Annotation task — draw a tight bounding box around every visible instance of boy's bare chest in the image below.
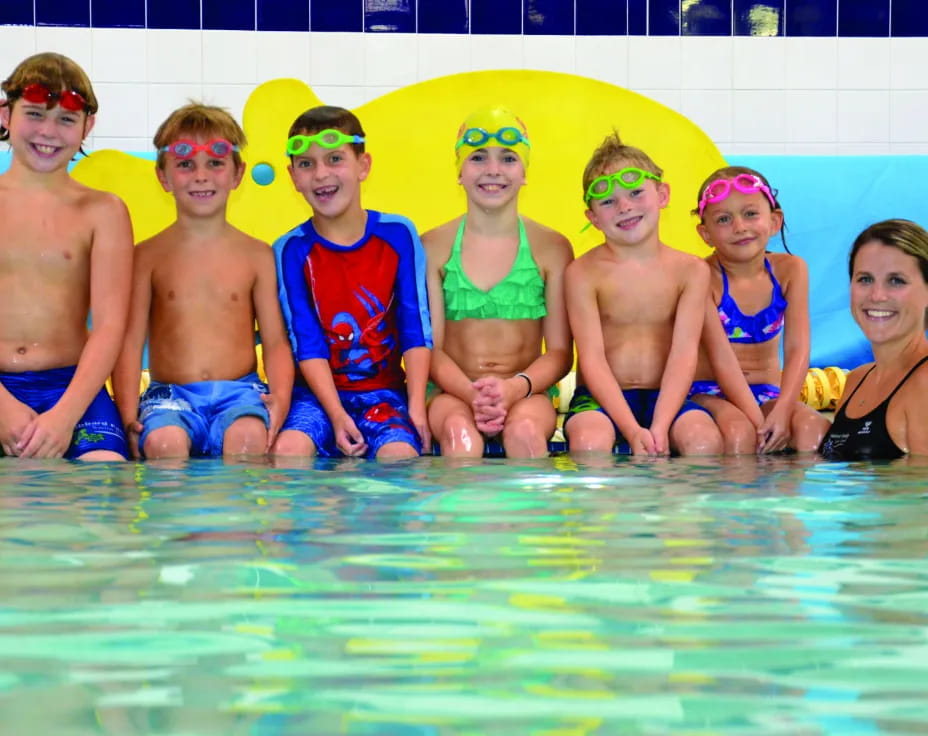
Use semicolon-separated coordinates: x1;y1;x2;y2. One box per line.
151;250;254;306
0;211;91;276
598;273;680;324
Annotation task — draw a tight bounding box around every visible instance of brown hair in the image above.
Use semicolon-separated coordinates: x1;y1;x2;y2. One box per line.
288;105;366;156
849;219;928;284
582;130;663;203
153;102;246;169
1;52;98;142
693;164;790;252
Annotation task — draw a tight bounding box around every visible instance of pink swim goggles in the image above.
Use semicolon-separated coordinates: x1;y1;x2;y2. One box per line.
697;173;777;217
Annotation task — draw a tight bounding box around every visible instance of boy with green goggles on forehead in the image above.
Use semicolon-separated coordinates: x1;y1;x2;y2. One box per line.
563;131;724;457
271;105;432;461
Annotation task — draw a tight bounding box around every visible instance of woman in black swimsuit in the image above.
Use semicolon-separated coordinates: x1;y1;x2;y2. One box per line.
820;219;928;460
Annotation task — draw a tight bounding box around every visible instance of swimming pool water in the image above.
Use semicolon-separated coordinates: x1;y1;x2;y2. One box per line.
1;456;926;734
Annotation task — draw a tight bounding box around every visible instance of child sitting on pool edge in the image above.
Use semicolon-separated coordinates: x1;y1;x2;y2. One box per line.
689;166;829;453
270;106;432;460
564;132;723;456
0;52;132;460
423;106;573;458
113;103;294;459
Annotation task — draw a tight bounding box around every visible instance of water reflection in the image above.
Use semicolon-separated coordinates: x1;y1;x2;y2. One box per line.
0;457;926;733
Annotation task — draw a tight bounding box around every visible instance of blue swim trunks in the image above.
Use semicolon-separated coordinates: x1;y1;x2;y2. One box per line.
0;366;127;459
283;384;421;458
688;380;780;406
564;385;711;453
138;373;269;457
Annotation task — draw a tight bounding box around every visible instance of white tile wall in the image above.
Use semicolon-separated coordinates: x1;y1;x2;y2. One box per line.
3;27;927;155
203;31;257;85
575;36;628;88
92;28;147;83
417;34;472;80
784;37;837;90
837;90;890;142
681;36;733;90
364;33;418;86
470;35;524;71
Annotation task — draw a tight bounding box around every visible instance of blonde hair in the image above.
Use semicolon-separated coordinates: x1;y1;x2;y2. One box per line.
1;52;97;141
581;130;663;203
153;102;246;169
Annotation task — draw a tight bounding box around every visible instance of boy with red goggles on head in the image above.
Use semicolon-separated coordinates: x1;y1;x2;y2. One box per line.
271;105;432;461
113;102;293;460
689;165;829;453
0;53;132;460
563;131;724;457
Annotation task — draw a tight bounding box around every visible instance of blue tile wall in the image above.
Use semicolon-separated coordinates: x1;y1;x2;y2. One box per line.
683;0;731;36
576;0;627;36
785;0;836;36
311;0;362;32
257;0;309;31
838;0;890;36
365;0;415;33
3;0;927;36
628;0;647;35
92;0;144;27
418;0;467;34
525;0;574;35
649;0;679;34
0;0;34;25
734;0;783;36
891;0;928;36
36;0;90;26
471;0;521;34
148;0;199;29
203;0;253;30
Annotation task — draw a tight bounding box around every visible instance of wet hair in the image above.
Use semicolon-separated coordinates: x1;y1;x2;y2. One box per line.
0;52;98;142
581;130;662;203
849;219;928;284
153;102;246;169
693;164;790;253
287;105;365;156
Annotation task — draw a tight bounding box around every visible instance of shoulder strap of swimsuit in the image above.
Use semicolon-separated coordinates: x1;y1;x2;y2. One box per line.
451;216;466;258
764;257;787;301
718;261;730;297
884;355;928;403
839;364;877;411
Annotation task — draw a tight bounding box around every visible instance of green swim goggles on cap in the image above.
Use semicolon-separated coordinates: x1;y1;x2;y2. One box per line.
286;129;365;156
585;167;662;203
455;126;530;150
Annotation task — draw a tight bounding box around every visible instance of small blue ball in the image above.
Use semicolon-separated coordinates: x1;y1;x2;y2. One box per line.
252;162;275;186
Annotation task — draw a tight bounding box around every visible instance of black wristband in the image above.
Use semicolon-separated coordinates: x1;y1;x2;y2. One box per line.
515;372;533;398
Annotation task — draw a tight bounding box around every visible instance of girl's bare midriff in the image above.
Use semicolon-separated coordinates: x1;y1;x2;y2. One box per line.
443;317;543;380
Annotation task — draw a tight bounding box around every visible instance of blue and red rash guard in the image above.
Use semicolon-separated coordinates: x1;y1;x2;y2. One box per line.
273;211;432;392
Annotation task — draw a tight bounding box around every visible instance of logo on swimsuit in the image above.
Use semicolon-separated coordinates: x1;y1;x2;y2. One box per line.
75;428;105;444
860;421;872;436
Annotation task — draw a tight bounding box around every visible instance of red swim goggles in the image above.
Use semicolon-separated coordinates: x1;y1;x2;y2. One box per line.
159;139;239;159
18;83;89;112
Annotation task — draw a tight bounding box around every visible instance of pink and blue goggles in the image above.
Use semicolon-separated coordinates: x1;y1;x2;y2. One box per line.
697;173;777;217
160;138;239;159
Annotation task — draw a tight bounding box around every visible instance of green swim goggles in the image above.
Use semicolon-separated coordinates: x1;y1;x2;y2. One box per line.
585;167;662;203
286;129;365;156
455;126;530;150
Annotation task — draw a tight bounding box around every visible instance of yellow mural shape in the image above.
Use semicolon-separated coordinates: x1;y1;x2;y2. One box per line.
73;71;724;256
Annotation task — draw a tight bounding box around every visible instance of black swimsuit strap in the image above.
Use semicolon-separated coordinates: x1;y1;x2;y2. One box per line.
884;355;928;403
838;364;876;411
840;355;928;413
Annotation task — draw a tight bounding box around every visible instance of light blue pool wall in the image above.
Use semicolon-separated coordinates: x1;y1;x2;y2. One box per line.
3;1;928;367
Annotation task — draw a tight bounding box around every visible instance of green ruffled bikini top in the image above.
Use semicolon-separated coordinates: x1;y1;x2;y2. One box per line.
443;217;547;321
